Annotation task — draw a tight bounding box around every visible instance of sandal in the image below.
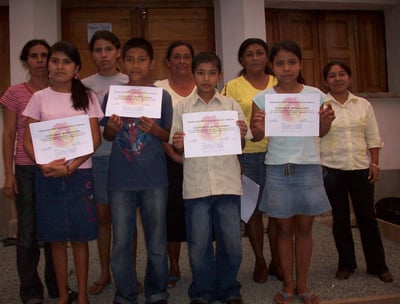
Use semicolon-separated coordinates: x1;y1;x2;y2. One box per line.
88;278;111;295
273;291;294;304
167;275;181;289
298;290;320;304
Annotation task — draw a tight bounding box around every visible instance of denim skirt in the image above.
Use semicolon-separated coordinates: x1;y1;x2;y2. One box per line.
35;168;98;242
259;164;331;218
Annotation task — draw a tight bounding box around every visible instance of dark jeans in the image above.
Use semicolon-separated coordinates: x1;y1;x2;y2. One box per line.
323;167;389;274
15;165;58;303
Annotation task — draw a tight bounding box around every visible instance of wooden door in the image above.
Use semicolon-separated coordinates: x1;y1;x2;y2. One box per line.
62;6;215;81
61;7;133;79
134;7;215;81
266;10;322;88
266;9;388;93
0;6;10;95
318;12;359;92
356;11;387;92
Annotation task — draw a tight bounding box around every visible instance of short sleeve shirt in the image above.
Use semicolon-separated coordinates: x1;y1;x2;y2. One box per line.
253;85;325;165
101;88;173;191
221;75;277;153
169;89;246;199
82;72;129;157
0;83;35;165
23;87;104;168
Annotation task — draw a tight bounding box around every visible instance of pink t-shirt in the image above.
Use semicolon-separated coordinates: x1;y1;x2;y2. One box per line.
0;83;35;165
23;87;104;168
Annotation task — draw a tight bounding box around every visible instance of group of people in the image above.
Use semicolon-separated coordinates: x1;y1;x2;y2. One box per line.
0;29;393;304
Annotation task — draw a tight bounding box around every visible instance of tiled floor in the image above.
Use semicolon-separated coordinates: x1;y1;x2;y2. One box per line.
0;215;399;304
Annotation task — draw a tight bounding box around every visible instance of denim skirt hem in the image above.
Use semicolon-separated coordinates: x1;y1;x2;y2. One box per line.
259;164;331;218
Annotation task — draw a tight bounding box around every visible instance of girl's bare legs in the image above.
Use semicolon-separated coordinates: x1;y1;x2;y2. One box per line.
89;204;112;294
294;215;314;294
275;217;296;295
167;241;181;288
268;217;283;280
71;241;89;304
246;213;268;283
51;242;69;304
168;241;181;276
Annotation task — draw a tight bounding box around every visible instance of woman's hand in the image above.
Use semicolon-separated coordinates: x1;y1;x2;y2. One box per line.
320;103;335;137
3;173;18;200
368;164;380;184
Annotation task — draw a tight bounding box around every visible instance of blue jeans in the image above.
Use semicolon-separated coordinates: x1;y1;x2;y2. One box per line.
185;195;242;303
15;165;58;303
109;187;169;304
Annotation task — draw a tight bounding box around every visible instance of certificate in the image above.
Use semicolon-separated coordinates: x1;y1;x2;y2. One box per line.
240;175;260;223
29;115;93;164
265;93;320;136
182;111;242;158
105;85;162;118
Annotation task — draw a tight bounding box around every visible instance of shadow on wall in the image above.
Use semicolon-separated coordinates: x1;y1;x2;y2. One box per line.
375;169;400;202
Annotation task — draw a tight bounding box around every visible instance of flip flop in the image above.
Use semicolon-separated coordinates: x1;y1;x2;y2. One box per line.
167;275;181;289
298;290;320;304
273;291;294;304
88;278;111;295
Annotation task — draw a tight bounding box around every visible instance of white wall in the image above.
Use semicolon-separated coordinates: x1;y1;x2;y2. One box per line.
215;0;266;86
370;98;400;170
0;0;61;187
9;0;60;84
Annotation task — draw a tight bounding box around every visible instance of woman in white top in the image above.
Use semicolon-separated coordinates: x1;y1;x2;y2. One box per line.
154;40;196;289
320;61;393;283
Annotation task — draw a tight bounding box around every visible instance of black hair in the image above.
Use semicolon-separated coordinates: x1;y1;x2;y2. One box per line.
48;41;92;111
237;38;273;76
269;40;305;84
166;40;195;60
192;52;222;73
20;39;50;62
323;60;352;80
89;30;121;52
122;37;154;60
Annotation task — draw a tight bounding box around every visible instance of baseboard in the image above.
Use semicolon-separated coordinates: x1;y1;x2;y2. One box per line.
378;218;400;244
321;294;400;304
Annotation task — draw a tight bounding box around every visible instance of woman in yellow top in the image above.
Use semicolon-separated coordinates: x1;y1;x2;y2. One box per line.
222;38;281;283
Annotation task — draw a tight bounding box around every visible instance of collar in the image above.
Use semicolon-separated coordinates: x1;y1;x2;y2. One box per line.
326;91;358;105
192;88;223;105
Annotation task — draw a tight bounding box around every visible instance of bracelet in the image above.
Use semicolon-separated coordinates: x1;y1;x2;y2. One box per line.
65;165;71;176
370;163;379;169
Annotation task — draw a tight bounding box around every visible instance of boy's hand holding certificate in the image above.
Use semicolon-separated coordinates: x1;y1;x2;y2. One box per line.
265;93;320;136
182;111;242;158
105;85;162;118
29;115;93;164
